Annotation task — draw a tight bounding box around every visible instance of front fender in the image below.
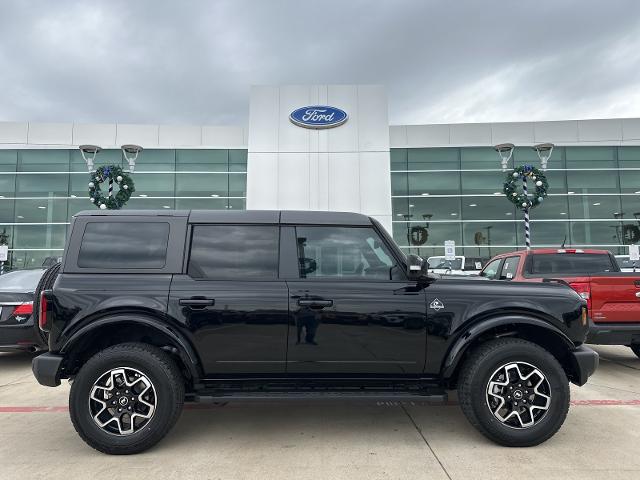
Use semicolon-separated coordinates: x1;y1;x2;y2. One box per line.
60;313;201;381
440;315;575;379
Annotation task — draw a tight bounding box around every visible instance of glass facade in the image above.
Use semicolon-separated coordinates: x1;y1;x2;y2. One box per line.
392;146;640;259
0;149;247;269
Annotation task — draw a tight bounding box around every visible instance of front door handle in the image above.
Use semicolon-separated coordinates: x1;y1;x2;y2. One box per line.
179;297;215;309
298;299;333;308
635;292;640;298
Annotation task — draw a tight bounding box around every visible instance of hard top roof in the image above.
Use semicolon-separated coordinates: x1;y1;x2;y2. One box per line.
74;209;372;226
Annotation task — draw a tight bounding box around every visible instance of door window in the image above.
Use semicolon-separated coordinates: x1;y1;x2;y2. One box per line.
499;256;520;280
480;258;502;279
295;226;398;280
188;225;279;279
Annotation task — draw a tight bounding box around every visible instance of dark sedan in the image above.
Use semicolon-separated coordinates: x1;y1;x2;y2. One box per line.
0;269;46;352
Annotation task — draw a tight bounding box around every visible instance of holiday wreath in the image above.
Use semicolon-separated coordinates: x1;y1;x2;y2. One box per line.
503;164;548;210
88;165;135;210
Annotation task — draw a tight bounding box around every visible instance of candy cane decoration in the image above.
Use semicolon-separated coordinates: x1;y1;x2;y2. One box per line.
108;178;113;198
523;175;531;250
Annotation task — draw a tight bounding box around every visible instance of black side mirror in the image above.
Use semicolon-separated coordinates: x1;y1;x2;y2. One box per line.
406;254;424;280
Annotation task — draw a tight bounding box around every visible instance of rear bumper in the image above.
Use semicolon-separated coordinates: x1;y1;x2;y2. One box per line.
32;352;64;387
568;345;599;386
586;320;640;346
0;323;46;352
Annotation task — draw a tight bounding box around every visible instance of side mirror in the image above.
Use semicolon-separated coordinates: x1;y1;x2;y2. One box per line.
406;254;424;280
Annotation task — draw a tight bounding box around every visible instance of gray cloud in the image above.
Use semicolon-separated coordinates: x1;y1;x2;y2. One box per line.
0;0;639;125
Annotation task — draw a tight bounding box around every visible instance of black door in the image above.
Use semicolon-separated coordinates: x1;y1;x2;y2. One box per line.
168;224;289;376
284;225;427;375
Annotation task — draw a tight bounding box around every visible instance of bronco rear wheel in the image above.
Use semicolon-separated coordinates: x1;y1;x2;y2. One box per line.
69;342;184;454
458;338;569;447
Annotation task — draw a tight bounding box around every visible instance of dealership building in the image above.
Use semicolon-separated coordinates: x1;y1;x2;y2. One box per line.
1;84;640;269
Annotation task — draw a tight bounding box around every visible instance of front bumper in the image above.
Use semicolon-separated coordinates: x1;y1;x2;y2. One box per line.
568;345;599;386
32;352;64;387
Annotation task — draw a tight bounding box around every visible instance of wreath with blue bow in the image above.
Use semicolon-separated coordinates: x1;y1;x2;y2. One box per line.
503;164;548;210
88;165;135;210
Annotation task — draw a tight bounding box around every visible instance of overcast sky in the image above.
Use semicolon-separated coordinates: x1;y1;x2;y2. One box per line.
1;0;640;126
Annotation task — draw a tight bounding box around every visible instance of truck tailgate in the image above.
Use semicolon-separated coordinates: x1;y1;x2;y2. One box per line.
590;275;640;324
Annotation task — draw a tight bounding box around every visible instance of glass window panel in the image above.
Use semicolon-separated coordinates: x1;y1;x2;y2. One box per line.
461;147;501;169
393;221;462;252
78;222;169;269
228;198;245;210
0;199;15;223
461;171;505;194
567;170;617;193
619;171;640;193
570;221;622;246
133;150;175;172
513;146;565;169
13;224;68;249
175;198;230;210
130;173;175;197
176;150;228;172
408;148;458;171
620;195;640;222
176;172;228;197
463;222;517;248
566;146;615;168
15;199;69;223
0;150;17;173
0;174;16;196
10;248;63;271
530;195;568;220
408;171;460;196
125;197;175;210
568;194;621;219
391;172;408;196
390;148;407;170
188;225;279;279
395;196;459;221
518;221;569;247
462;246;514;260
229;172;246;197
229;150;247;172
461;196;514;220
70;149;123;172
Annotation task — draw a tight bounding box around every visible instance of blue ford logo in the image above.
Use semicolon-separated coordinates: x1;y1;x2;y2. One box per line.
289;106;348;129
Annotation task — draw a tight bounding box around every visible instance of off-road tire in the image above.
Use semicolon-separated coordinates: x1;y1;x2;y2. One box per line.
457;338;570;447
631;344;640;359
32;262;61;346
69;342;184;455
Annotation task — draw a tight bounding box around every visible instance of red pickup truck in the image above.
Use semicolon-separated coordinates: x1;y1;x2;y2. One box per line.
480;248;640;358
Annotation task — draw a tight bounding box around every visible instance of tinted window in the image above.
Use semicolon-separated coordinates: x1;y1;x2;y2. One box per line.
480;259;502;279
295;227;397;280
427;257;462;270
530;253;614;274
78;222;169;269
500;256;520;280
188;225;279;279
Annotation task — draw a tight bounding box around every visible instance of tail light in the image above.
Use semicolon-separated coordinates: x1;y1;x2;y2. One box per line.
569;281;591;310
38;291;49;332
12;302;33;316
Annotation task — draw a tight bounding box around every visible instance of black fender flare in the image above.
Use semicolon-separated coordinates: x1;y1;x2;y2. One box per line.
60;313;201;381
441;315;575;379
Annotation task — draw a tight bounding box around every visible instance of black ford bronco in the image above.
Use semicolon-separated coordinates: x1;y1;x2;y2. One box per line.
33;210;598;454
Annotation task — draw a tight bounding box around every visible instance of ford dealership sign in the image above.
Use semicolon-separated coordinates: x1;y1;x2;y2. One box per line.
289;106;348;129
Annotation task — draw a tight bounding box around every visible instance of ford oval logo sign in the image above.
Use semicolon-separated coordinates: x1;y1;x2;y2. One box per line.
289;106;348;129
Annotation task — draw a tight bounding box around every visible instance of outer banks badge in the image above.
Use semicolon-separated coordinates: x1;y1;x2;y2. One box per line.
429;298;445;311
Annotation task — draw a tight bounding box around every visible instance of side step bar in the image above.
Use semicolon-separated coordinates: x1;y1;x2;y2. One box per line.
189;391;448;403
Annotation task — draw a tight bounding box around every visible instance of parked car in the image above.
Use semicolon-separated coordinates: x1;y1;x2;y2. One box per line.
426;255;485;275
33;210;597;454
0;268;47;352
480;248;640;358
615;255;639;272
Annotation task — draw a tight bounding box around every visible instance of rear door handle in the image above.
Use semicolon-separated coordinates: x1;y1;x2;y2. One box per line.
179;297;215;309
297;299;333;308
635;292;640;298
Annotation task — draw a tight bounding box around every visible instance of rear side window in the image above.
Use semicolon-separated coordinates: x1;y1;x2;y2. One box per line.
78;222;169;269
188;225;279;279
530;254;614;274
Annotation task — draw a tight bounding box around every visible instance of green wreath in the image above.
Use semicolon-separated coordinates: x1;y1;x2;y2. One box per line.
88;165;135;210
503;164;548;210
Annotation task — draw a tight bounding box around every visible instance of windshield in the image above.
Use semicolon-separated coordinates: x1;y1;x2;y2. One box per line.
427;257;462;270
0;269;45;292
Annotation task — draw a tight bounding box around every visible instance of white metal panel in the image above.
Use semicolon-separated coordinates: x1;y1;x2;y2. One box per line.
116;124;159;147
450;123;492;145
327;85;358;152
159;125;201;146
534;120;578;143
359;151;392;217
72;123;117;147
248;85;279;152
578;119;623;142
389;125;407;147
201;126;246;147
327;152;360;212
622;118;640;141
28;123;73;145
277;153;310;209
278;85;312;153
406;124;450;147
356;85;389;152
0;122;28;144
491;122;535;145
246;152;279;210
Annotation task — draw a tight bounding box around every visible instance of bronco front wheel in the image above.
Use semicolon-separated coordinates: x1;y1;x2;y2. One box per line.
69;343;184;454
458;338;570;447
